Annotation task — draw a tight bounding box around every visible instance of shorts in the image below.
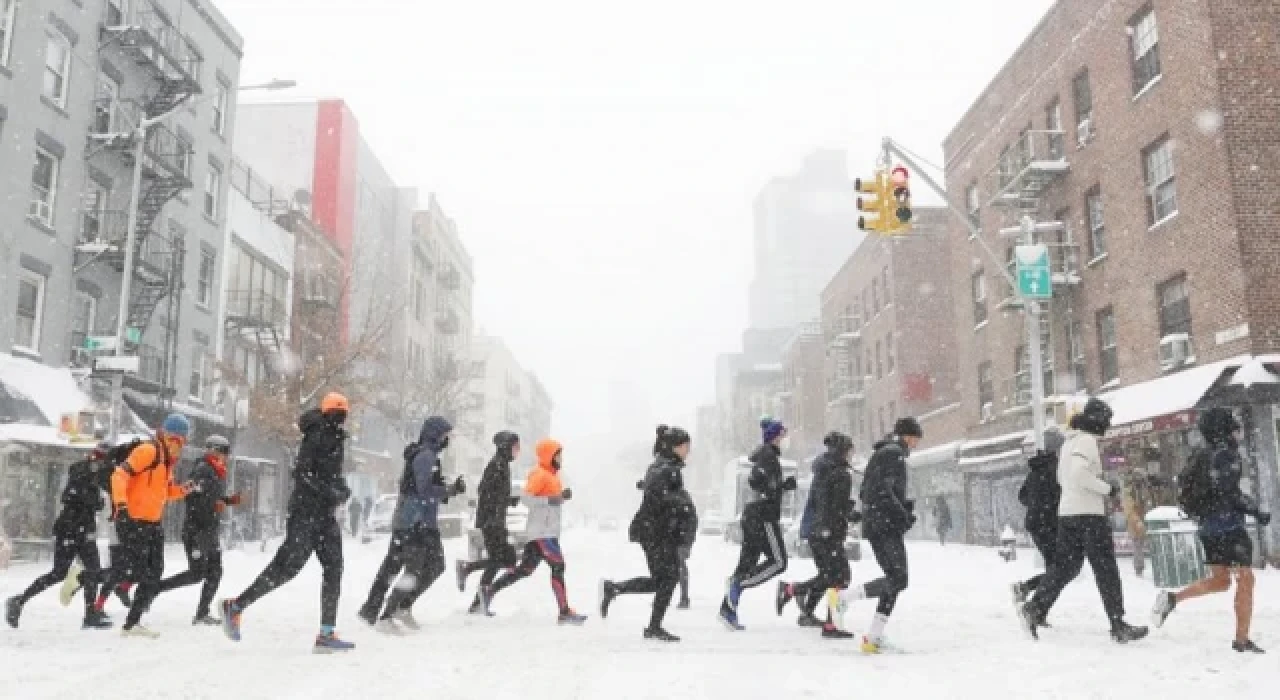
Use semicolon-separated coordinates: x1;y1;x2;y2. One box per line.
1199;528;1253;567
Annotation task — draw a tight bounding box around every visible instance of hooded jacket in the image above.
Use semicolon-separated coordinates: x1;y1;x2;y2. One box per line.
182;454;232;534
801;449;855;542
1056;429;1112;517
392;416;453;531
1019;451;1061;535
474;432;518;531
743;443;790;524
289;408;352;518
521;439;565;540
860;437;913;536
629;455;695;546
1196;415;1260;534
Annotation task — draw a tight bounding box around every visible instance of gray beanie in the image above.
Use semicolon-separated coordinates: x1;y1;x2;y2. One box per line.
1043;428;1066;454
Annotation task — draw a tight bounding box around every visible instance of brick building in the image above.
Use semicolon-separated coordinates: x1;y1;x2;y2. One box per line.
818;208;958;459
936;0;1280;548
778;322;826;462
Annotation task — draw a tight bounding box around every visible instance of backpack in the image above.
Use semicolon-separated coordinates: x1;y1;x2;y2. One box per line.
1177;447;1214;520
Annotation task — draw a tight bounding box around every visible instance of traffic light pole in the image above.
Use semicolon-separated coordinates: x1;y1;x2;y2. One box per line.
880;138;1046;450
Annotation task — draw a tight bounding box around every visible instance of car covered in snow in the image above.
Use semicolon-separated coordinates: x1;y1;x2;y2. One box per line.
699;510;725;536
365;494;399;534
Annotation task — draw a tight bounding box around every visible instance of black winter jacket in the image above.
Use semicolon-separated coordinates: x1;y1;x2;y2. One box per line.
58;457;108;532
183;456;232;534
742;444;794;524
860;438;913;537
806;451;856;542
629;456;696;546
1019;451;1060;535
289;408;351;518
474;452;514;531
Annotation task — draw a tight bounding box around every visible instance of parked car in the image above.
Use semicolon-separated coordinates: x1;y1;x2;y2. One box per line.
699;510;725;536
365;494;398;534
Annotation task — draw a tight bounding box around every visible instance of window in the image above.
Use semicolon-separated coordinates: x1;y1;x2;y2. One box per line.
881;267;890;305
15;271;46;352
204;164;222;219
1045;98;1064;159
81;184;108;241
1129;7;1162;94
1014;345;1031;405
1144;137;1177;224
886;333;895;374
0;0;16;68
875;341;883;379
189;347;208;401
176;137;192;178
30;148;59;225
966;183;981;229
878;407;886;437
864;348;872;380
888;401;897;422
93;76;121;135
1085;186;1106;258
1157;274;1192;338
1072;69;1093;141
862;289;871;322
69;292;96;358
871;279;880;313
106;0;129;26
43;29;72;107
971;270;987;325
197;249;215;307
1097;307;1118;384
978;362;994;414
212;82;229;135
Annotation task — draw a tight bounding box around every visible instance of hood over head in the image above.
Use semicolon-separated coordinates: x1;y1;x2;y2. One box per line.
535;438;563;471
298;408;326;433
419;416;453;448
1198;407;1240;446
493;430;520;458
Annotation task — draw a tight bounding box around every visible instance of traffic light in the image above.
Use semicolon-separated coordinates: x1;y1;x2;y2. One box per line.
890;166;912;228
855;172;891;233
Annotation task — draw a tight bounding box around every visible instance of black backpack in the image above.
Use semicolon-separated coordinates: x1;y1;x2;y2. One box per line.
1177;447;1214;520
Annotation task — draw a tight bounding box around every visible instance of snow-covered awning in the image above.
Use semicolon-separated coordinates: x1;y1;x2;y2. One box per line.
1099;356;1245;430
0;354;149;449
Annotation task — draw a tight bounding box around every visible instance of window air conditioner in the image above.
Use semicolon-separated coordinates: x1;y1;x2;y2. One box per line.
981;402;994;422
1159;333;1192;371
1077;118;1094;147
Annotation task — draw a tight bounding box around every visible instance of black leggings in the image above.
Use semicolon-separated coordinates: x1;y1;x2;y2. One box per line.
864;532;909;617
1021;526;1059;593
236;514;343;627
121;522;166;629
732;518;787;589
615;541;680;629
155;529;223;619
18;523;100;611
678;546;691;602
793;534;851;615
1027;515;1125;624
364;525;445;619
464;526;517;606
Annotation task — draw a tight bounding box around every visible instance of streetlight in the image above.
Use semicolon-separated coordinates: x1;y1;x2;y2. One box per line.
105;79;296;441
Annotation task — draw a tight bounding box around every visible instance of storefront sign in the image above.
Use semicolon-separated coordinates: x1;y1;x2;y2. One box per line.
1104;410;1197;441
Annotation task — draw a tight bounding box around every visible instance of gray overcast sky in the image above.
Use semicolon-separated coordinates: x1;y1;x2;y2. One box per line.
217;0;1054;456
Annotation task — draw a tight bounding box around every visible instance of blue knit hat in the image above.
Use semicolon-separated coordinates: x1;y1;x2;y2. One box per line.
161;413;192;438
761;417;786;443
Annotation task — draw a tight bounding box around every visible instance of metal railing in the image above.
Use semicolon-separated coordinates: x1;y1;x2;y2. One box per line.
224;290;288;328
131;4;203;85
79;210;129;246
990;130;1070;201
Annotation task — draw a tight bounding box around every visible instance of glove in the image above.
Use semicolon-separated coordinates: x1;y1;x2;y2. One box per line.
226;493;243;506
214;501;226;514
904;499;916;514
905;513;918;530
1258;512;1272;527
849;510;863;525
549;496;565;506
561;488;573;501
430;469;446;487
451;476;467;496
782;476;798;491
509;495;522;507
110;503;129;522
636;480;645;490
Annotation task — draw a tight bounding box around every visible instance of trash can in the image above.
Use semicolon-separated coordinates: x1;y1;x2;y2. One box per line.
1144;506;1206;589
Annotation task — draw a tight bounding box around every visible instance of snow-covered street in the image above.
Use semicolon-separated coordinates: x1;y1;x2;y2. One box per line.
2;529;1276;699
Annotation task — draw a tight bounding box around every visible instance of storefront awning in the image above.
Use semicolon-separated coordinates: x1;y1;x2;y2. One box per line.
0;353;149;449
1100;356;1245;432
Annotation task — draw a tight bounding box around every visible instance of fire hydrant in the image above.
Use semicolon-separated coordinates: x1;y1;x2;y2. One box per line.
998;525;1018;562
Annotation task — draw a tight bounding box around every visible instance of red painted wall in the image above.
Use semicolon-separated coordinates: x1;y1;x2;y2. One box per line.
312;100;359;343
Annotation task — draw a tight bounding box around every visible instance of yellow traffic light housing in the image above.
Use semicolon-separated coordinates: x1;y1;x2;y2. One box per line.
856;167;913;236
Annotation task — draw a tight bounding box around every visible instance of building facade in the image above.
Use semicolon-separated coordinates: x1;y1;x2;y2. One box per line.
937;0;1280;550
467;335;553;481
777;322;826;461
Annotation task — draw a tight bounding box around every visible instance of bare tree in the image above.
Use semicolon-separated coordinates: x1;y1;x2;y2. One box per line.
370;348;471;444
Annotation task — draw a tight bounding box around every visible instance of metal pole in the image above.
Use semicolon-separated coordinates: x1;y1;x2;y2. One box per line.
107;127;148;442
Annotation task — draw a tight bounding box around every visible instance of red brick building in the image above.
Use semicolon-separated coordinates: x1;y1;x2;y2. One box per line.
819;208;958;458
936;0;1280;547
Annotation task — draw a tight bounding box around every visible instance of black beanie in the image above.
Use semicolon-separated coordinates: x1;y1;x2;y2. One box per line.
894;417;923;438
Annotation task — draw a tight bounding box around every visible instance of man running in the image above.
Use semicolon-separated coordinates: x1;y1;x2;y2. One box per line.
456;431;522;614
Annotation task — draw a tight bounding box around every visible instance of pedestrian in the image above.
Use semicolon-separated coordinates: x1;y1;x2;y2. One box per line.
933;496;953;546
1120;468;1154;577
600;425;696;642
1011;429;1065;610
676;502;697;610
455;431;522;614
831;418;922;653
220;393;355;653
60;440;138;615
113;413;195;638
152;435;241;625
349;497;364;538
718;417;796;630
776;431;859;639
479;438;586;625
1151;407;1270;653
1017;397;1148;644
5;444;115;630
358;416;463;633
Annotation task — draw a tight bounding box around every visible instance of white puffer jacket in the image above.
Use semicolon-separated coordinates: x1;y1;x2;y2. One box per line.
1056;429;1113;517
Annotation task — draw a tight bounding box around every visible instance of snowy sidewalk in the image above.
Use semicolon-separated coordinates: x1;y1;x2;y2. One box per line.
1;531;1276;699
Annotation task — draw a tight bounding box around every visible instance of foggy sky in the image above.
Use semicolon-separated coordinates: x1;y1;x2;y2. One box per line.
216;0;1055;464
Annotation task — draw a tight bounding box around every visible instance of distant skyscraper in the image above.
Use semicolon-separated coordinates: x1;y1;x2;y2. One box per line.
748;150;862;329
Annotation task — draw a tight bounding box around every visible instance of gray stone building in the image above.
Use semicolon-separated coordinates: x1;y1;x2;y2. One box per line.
0;0;243;440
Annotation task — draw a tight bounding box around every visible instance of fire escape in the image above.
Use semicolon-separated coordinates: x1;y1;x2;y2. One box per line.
824;313;865;442
76;4;202;396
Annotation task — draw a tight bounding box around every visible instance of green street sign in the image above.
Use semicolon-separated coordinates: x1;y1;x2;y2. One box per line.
1016;244;1053;300
125;327;143;345
84;336;116;351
